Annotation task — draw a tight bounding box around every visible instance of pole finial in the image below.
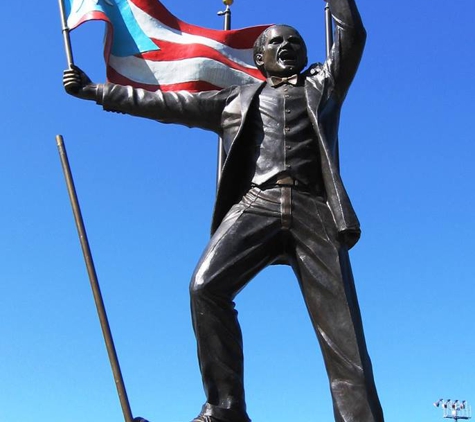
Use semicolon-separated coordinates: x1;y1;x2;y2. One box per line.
222;0;233;6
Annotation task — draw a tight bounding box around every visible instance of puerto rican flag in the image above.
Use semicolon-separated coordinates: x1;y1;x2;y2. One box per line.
64;0;269;92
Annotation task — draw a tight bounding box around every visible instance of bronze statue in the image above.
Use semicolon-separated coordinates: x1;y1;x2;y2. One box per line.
63;0;384;421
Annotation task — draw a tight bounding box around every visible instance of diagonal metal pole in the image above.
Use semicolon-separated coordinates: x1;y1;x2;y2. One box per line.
55;135;135;422
216;0;233;189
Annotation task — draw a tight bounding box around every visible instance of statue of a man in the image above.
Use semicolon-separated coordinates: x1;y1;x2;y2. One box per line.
64;0;384;421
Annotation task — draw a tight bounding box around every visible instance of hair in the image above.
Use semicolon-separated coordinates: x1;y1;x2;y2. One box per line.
253;24;308;74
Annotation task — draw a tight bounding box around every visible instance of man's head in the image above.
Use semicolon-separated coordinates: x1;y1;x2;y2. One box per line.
253;25;308;78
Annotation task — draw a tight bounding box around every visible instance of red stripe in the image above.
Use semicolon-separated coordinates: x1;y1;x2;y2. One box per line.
160;81;221;92
139;40;265;81
107;66;221;92
129;0;270;49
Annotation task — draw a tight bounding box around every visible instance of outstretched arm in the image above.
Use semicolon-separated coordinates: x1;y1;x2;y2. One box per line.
62;67;228;135
325;0;366;101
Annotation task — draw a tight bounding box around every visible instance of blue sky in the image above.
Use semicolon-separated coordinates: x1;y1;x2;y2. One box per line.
1;0;474;421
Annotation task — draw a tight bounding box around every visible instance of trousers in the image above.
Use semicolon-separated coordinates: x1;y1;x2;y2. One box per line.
190;186;384;422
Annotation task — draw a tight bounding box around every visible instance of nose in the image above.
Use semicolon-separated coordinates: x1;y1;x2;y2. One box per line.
281;39;292;49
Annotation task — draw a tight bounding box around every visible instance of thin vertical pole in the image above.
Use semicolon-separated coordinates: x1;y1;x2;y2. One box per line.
324;1;333;58
58;0;75;68
216;1;233;188
56;135;134;422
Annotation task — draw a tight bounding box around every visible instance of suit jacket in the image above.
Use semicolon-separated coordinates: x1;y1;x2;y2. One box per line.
97;0;366;246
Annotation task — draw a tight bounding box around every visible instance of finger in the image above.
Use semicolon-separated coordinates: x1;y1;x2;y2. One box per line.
63;74;81;84
63;69;80;80
63;75;81;91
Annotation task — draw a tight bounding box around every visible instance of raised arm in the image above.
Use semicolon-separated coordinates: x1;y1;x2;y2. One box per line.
325;0;366;101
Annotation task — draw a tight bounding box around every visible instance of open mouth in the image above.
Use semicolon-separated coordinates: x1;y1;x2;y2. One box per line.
278;49;297;62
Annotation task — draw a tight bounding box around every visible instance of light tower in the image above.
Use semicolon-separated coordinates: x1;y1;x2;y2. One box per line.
434;399;472;421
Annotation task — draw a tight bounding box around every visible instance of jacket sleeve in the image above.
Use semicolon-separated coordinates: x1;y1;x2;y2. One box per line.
96;84;233;136
325;0;367;103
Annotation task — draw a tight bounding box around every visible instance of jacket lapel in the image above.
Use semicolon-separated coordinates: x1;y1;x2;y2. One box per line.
239;82;264;134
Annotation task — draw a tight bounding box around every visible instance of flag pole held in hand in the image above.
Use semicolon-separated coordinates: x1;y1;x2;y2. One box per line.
324;0;333;58
58;0;75;68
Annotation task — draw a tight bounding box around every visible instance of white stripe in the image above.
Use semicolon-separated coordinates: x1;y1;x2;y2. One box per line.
127;0;258;70
109;54;261;87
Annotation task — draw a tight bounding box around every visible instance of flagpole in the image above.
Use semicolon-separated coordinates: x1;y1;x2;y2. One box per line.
216;0;233;188
55;135;138;422
217;0;232;31
58;0;75;68
324;0;333;58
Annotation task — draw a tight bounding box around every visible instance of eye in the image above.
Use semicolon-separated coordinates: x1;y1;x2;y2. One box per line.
269;36;283;45
289;37;302;45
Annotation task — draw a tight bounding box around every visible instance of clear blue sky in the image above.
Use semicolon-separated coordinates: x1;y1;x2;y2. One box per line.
1;1;474;421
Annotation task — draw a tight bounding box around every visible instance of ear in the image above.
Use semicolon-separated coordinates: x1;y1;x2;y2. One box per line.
255;53;264;67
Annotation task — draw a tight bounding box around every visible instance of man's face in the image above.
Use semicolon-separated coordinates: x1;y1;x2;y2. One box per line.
256;26;307;78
